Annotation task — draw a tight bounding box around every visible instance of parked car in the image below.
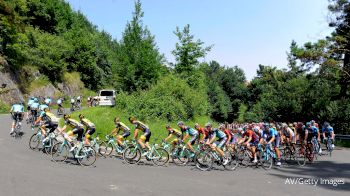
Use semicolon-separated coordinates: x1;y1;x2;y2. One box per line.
93;90;116;106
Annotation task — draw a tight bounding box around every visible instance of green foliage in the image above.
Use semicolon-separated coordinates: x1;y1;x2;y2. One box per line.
116;75;209;122
172;24;212;76
115;0;165;92
68;107;213;143
0;100;11;114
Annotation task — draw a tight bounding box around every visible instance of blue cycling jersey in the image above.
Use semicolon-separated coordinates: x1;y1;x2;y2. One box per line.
210;128;226;139
263;127;277;139
39;104;48;111
28;99;34;106
11;104;24;113
30;102;39;109
322;126;333;133
182;126;198;136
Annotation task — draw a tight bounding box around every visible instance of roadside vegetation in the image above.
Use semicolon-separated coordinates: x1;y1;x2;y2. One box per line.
1;0;350;134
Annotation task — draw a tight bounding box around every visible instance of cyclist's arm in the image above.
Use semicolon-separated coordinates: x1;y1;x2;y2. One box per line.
268;136;275;144
182;133;189;142
304;131;308;142
245;136;252;144
208;135;216;144
164;134;172;142
133;129;139;139
226;133;231;145
110;128;118;136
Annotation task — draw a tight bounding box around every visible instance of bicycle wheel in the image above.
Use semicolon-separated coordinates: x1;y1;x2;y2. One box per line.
196;150;214;171
259;151;273;170
123;146;141;164
238;150;251;168
296;147;306;166
51;142;69;162
327;139;333;157
171;148;190;166
77;146;97;166
99;141;113;156
43;138;57;155
29;133;40;150
224;150;239;171
152;148;169;166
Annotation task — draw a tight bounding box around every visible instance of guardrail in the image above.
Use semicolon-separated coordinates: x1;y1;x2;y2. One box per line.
335;134;350;141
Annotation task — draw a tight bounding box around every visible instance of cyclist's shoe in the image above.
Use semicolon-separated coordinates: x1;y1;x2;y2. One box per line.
276;161;281;166
141;148;148;156
331;144;335;149
222;157;229;166
252;158;258;163
10;131;14;136
69;145;76;152
319;148;322;154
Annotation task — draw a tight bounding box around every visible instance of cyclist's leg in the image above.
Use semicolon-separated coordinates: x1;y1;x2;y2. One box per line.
186;134;198;152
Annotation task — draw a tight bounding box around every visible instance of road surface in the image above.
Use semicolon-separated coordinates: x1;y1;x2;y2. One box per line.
0;114;349;196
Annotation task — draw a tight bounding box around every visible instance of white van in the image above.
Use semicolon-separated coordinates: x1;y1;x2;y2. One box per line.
94;90;116;106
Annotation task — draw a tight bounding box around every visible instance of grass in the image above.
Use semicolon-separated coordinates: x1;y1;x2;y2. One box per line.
66;106;216;143
335;140;350;148
28;76;50;93
0;100;10;114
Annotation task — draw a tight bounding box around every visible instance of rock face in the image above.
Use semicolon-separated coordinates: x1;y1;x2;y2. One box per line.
0;71;25;104
29;83;60;98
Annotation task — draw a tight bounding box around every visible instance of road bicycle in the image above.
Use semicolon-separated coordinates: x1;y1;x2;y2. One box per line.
11;113;23;139
325;136;334;157
123;139;169;166
51;136;97;166
99;135;131;157
29;125;58;154
57;105;65;116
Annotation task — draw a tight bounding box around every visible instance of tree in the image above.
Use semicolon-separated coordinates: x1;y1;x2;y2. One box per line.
116;0;165;91
172;24;212;75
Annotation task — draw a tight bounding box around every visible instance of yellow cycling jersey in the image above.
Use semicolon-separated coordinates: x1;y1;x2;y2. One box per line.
81;118;95;128
45;112;59;124
116;122;130;133
168;128;182;138
134;121;149;132
65;118;83;128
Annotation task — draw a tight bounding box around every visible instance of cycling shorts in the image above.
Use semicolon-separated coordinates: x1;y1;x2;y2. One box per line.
72;127;84;142
214;137;227;149
189;134;198;145
84;127;96;137
43;122;58;133
12;112;23;122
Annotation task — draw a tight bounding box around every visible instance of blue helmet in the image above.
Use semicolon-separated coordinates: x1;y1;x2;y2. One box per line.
306;122;311;127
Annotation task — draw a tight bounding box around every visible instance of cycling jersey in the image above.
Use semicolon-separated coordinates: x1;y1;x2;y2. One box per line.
39;111;59;124
168;128;182;138
65;118;84;128
116;122;131;135
263;127;278;140
223;129;234;138
30;102;39;110
28;99;34;107
11;104;24;113
134;121;149;133
209;128;226;139
39;104;48;111
70;99;75;104
44;98;51;105
322;126;334;134
242;129;259;142
180;126;197;136
283;127;295;137
57;99;62;105
196;127;209;139
81;118;95;128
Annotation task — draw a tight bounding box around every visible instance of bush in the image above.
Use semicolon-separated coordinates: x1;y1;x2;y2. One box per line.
116;75;209;121
0;100;10;114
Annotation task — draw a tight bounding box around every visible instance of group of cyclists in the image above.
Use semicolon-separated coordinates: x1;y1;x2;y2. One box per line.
9;96;336;168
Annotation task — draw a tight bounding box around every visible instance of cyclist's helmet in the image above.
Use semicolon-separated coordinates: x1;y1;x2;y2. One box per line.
114;117;120;123
324;122;330;127
63;114;70;120
129;116;136;123
194;123;199;129
288;123;293;127
34;98;38;103
166;124;171;129
204;122;212;128
264;123;270;127
219;124;225;130
306;122;311;127
78;114;84;119
43;107;50;112
177;121;184;126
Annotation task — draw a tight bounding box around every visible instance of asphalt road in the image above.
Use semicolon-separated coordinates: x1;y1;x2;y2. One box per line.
0;114;349;196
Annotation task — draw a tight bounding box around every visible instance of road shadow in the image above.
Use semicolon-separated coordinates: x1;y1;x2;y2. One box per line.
269;160;350;192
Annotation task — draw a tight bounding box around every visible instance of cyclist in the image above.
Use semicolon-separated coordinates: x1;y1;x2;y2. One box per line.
262;123;281;166
61;114;85;151
129;117;151;153
70;97;75;109
194;123;209;143
304;122;321;155
57;97;63;108
164;125;183;151
26;97;35;120
177;121;198;155
39;102;48;112
322;122;335;149
282;123;296;152
44;96;52;107
219;124;232;147
238;125;259;163
311;120;322;154
205;123;229;165
30;98;40;121
79;114;96;145
110;117;131;149
9;102;25;135
76;95;81;105
35;107;59;142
